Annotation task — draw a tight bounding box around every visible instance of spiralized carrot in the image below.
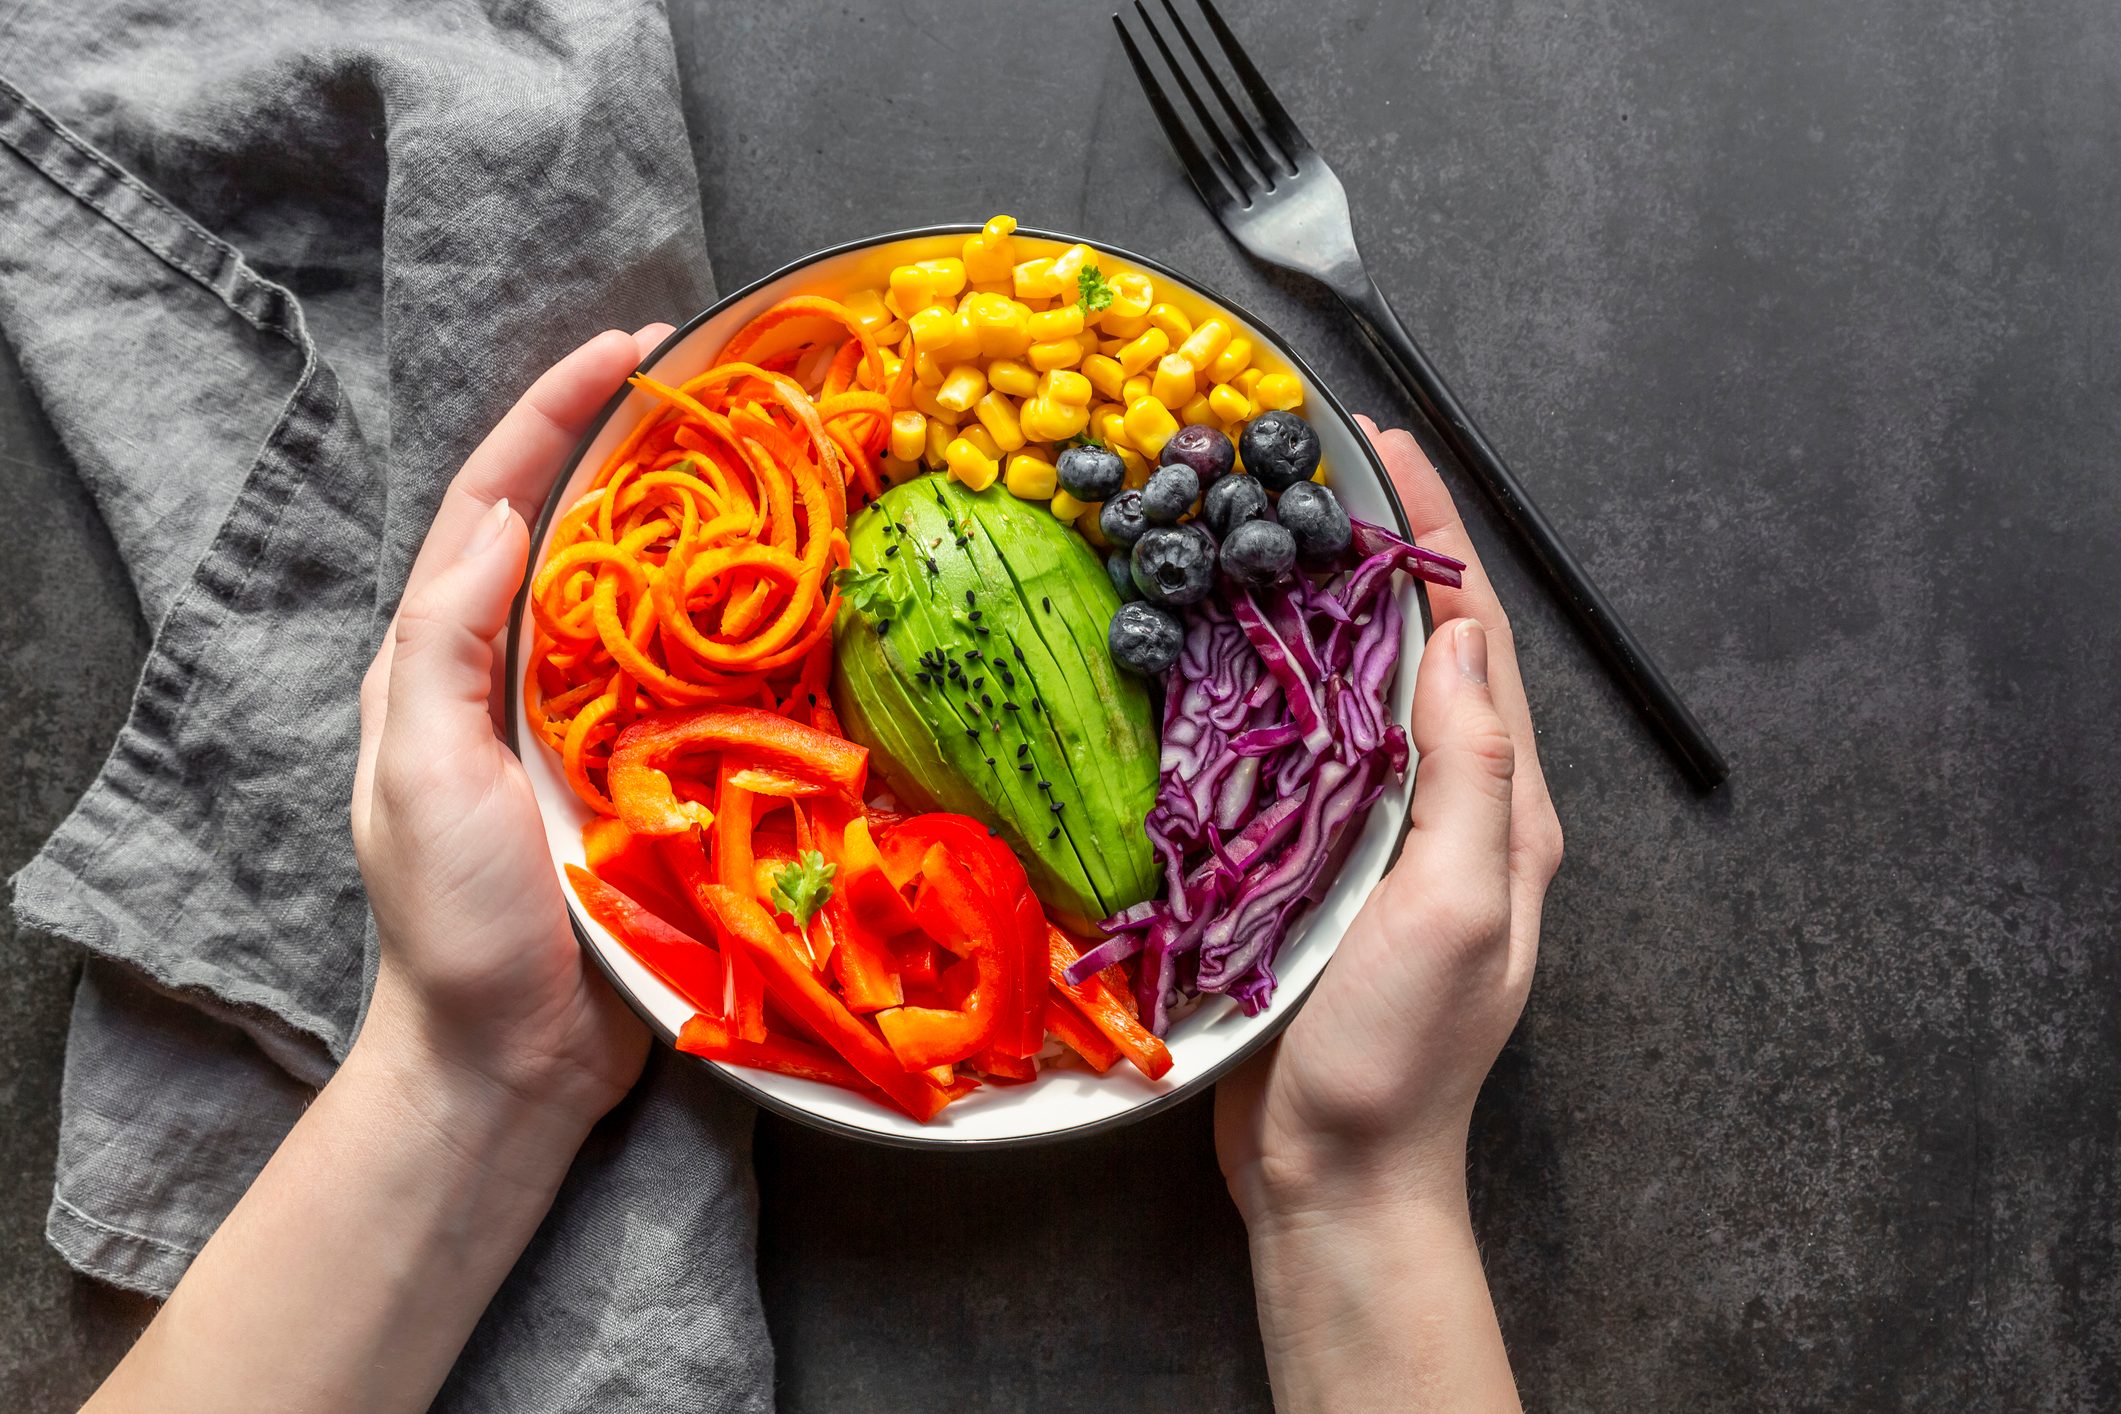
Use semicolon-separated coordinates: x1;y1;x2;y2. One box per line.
527;296;898;815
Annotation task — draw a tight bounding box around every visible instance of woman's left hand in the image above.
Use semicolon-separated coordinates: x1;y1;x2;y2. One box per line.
350;325;673;1131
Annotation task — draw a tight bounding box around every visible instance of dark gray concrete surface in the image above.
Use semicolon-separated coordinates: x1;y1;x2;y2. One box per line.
7;0;2119;1408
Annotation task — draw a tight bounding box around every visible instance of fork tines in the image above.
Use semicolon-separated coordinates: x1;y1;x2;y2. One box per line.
1114;0;1314;212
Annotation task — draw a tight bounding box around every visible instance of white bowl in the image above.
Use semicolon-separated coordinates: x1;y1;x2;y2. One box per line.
506;226;1427;1148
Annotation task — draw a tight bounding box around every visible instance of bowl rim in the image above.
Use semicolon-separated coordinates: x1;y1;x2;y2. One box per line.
505;222;1429;1149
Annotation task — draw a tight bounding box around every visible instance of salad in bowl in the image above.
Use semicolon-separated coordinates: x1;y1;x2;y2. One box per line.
506;218;1462;1145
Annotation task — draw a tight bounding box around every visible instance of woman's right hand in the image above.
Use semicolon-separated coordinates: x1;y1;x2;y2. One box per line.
1215;416;1562;1412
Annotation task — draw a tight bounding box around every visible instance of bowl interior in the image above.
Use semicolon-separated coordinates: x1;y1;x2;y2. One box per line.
508;227;1423;1147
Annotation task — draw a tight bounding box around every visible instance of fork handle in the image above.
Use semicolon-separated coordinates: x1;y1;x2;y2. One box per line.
1335;274;1729;790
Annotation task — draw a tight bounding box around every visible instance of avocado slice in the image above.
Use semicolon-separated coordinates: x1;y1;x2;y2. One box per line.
830;474;1159;925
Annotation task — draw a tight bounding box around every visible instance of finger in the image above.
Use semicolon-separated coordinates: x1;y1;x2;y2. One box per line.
1396;617;1516;938
1359;416;1550;797
375;499;530;800
398;328;647;608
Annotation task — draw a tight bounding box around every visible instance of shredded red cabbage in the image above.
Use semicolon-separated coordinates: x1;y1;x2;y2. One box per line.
1079;518;1465;1034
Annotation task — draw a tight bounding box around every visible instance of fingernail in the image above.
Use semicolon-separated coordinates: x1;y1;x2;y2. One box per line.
462;497;512;559
1455;619;1488;685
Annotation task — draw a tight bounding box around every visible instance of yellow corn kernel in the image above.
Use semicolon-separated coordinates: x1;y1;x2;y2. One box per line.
1077;507;1111;548
875;318;908;346
987;358;1039;398
914;258;968;298
959;424;1002;460
1020;396;1090;442
888;264;938;317
1253;372;1304;411
936;364;988;414
1123;397;1181;457
1180;393;1215;428
973;391;1027;452
1105;271;1154;321
1117;446;1153;488
1116;327;1170;377
961;214;1019;283
1208;336;1253;384
908;305;975;362
878;349;904;388
1099;308;1151;339
1121;374;1152;406
1208;383;1251;423
1027;304;1085;341
1027;337;1083;372
889;409;927;463
1012;257;1064;301
1049;243;1096;287
1233;366;1266;400
911;381;953;422
965;293;1032;358
945;436;1000;491
924;416;957;466
844;286;892;334
1083;353;1126;402
880;454;921;485
1147;303;1193;342
1176;317;1233;370
1051;488;1090;520
1093;406;1131;451
1041;368;1092;405
1076;332;1105;365
1097;336;1130;357
914;350;946;386
1150;353;1197;409
1004;452;1058;500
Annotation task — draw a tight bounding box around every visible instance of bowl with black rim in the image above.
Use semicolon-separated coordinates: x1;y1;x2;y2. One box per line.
506;225;1429;1148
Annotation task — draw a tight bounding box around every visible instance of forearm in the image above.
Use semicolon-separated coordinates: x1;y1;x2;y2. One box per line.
86;992;595;1414
1245;1181;1520;1414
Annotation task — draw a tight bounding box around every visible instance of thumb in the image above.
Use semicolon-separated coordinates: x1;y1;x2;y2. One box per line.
384;498;529;732
1397;618;1515;921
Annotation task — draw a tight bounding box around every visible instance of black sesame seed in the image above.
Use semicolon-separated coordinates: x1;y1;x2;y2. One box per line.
969;609;983;622
981;693;993;708
1048;826;1060;839
1012;644;1026;663
984;756;995;766
1016;744;1029;758
876;619;889;635
976;625;990;635
1042;596;1052;612
1050;801;1064;813
972;676;985;691
884;544;899;557
965;727;980;740
1003;701;1020;712
1037;779;1050;789
1000;668;1015;688
1020;762;1034;772
965;590;977;607
988;825;1000;837
925;557;939;574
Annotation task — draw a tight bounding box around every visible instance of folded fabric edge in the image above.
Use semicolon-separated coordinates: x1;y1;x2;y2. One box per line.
47;1191;193;1299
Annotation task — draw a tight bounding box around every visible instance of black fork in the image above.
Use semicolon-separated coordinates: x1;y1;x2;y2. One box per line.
1116;0;1728;790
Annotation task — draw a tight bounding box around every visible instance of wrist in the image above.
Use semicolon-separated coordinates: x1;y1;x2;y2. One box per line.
347;976;603;1198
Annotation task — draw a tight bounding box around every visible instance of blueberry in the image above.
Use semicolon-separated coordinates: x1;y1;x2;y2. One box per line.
1106;549;1140;602
1202;473;1270;539
1130;524;1217;606
1109;601;1185;677
1238;410;1321;492
1160;424;1235;483
1220;518;1297;587
1139;463;1200;524
1099;488;1151;549
1275;480;1352;560
1057;444;1126;501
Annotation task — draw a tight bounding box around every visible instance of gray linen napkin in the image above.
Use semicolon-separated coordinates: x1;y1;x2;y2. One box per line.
0;2;773;1407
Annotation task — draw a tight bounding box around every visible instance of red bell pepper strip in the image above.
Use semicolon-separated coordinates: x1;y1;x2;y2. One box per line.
1048;926;1173;1080
805;798;905;1009
699;885;954;1121
881;815;1046;1058
580;817;699;932
609;706;867;838
660;832;767;1043
565;865;723;1016
896;936;940;991
825;894;903;1012
876;845;1015;1070
835;814;921;938
1041;995;1119;1072
677;1013;875;1094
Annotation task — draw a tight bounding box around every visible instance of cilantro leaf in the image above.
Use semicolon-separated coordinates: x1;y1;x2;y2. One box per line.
832;565;896;620
1077;264;1116;314
1065;431;1107;451
769;850;837;931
